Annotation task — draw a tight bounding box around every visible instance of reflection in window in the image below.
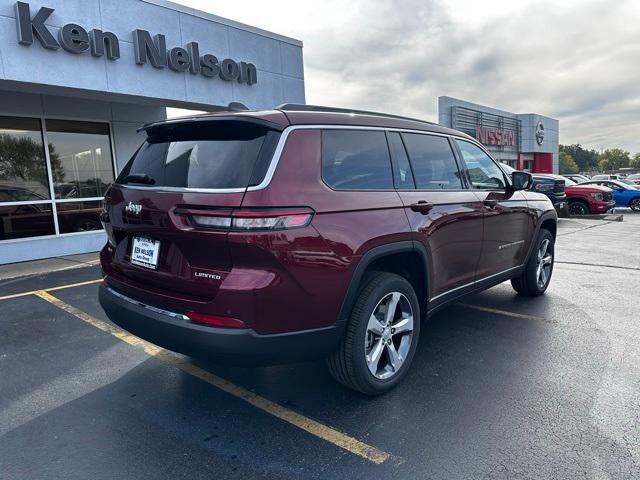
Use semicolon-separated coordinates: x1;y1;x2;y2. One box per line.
0;203;55;240
0;116;50;201
456;140;506;190
46;120;114;199
56;200;103;234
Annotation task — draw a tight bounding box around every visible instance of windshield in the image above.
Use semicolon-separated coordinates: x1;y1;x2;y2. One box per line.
117;121;280;190
562;176;577;185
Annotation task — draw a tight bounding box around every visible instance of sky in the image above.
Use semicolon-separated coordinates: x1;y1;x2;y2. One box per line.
173;0;640;154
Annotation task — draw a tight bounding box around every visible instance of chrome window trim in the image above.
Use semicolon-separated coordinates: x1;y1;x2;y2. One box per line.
429;265;522;302
115;124;486;195
107;286;189;321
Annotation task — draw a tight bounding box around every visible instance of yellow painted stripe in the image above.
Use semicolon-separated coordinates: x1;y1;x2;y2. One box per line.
35;290;391;465
0;279;103;301
458;303;545;321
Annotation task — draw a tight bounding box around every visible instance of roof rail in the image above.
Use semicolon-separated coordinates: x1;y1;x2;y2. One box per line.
276;103;436;126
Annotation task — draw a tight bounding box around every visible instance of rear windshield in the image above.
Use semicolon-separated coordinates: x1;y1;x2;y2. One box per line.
116;121;280;189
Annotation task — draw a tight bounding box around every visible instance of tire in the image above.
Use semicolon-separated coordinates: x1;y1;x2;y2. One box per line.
511;229;555;296
569;200;589;215
327;272;421;395
630;198;640;212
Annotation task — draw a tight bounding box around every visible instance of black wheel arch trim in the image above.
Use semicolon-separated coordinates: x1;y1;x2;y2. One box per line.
523;210;557;265
336;241;429;325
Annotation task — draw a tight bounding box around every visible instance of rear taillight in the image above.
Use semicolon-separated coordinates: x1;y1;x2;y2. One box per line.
177;207;314;231
186;311;246;329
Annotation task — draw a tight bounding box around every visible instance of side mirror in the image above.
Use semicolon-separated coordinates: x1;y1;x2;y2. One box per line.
511;171;532;191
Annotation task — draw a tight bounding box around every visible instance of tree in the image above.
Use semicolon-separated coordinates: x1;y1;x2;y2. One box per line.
631;153;640;169
559;151;579;174
559;144;599;171
598;148;630;171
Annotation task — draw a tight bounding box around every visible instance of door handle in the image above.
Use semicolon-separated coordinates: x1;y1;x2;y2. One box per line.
483;199;499;208
410;201;434;214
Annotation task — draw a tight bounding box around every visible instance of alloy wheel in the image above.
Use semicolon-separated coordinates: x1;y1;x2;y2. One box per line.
365;292;414;380
536;238;553;289
631;199;640;212
569;203;587;215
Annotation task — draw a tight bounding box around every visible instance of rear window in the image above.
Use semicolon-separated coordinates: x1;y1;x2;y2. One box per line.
321;130;393;190
117;121;280;189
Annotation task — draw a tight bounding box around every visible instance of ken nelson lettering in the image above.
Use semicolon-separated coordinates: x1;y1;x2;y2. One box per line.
14;1;258;85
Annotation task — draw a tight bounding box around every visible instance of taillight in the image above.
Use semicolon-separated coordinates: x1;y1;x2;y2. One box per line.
186;311;246;329
176;207;314;231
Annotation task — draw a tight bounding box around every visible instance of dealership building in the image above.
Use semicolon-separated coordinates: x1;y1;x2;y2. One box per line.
438;96;559;174
0;0;304;264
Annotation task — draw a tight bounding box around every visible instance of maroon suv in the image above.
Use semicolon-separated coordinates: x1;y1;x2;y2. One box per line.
99;104;557;394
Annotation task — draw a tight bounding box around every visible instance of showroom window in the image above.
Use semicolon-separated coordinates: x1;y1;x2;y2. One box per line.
0;116;115;241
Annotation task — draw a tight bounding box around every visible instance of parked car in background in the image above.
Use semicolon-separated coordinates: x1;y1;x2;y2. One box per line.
530;174;568;216
591;174;619;181
499;166;570;217
565;174;591;183
559;176;615;215
98;104;558;395
580;179;640;211
626;173;640;185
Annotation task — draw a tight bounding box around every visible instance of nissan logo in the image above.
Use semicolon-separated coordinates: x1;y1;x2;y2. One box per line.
125;201;142;215
535;121;545;146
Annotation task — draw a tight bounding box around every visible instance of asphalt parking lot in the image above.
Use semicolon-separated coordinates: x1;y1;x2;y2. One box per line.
1;212;639;480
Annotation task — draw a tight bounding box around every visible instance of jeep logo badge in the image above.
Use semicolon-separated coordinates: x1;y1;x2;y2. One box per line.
535;121;545;146
125;201;142;215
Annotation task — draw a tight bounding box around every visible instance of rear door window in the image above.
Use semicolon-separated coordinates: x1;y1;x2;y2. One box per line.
401;133;463;190
117;121;280;190
321;130;393;190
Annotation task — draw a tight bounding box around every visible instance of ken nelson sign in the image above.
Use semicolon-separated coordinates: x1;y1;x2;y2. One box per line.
13;1;258;85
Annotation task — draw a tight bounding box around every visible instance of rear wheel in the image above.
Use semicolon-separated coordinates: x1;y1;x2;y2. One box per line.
569;200;589;215
511;229;554;296
328;272;420;395
630;198;640;212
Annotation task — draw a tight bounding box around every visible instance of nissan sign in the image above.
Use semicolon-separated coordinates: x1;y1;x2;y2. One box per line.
475;126;516;147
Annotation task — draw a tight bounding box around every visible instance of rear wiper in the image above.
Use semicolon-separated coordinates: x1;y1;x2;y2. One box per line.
123;173;155;185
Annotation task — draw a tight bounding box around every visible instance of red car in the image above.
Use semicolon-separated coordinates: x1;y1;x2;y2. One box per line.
99;104;557;394
561;176;616;215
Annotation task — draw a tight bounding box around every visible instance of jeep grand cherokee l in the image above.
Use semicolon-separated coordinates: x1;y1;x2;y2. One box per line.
99;104;557;395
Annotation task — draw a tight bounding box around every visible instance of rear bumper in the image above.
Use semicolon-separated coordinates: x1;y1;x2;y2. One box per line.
99;283;344;365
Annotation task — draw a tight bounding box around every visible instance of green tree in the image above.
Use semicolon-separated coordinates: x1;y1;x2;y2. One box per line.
598;148;630;171
559;144;599;171
631;153;640;169
559;151;579;174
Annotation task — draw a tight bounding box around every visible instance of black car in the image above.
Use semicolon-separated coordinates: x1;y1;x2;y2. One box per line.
530;174;568;217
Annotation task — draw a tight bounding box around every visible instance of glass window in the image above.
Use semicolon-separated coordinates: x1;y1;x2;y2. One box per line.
118;122;279;190
0;203;55;240
0;116;50;201
402;133;463;190
46;120;114;199
456;140;506;189
56;200;103;234
387;132;415;189
321;130;393;190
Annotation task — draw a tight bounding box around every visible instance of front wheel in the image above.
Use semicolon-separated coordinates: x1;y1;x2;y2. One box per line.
569;201;589;215
511;229;555;296
327;272;420;395
630;198;640;212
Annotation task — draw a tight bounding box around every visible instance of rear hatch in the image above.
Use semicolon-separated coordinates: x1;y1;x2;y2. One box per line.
102;117;284;303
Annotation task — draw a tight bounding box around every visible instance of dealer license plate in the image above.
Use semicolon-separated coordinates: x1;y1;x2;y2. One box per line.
131;236;160;269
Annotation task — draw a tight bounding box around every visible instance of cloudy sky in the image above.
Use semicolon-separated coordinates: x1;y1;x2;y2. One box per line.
176;0;640;153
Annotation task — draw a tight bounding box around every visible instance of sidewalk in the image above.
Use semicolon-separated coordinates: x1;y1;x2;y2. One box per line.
0;252;100;281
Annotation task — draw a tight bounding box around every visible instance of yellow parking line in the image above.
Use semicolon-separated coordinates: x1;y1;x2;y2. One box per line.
35;290;391;465
0;279;103;301
458;303;545;321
